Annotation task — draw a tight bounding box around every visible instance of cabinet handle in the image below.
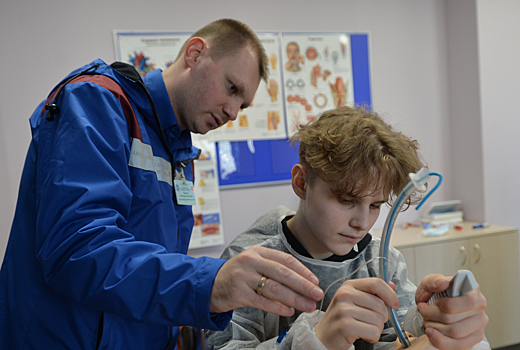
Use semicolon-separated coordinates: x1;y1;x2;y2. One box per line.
460;246;467;266
474;244;481;264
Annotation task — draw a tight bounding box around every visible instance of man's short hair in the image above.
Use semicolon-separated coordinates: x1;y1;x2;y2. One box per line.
290;106;426;206
177;18;269;82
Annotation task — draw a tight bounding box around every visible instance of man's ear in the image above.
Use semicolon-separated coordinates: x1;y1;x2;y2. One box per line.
184;37;206;68
291;164;308;199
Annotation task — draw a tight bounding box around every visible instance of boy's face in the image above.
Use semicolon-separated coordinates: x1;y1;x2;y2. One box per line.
296;174;385;259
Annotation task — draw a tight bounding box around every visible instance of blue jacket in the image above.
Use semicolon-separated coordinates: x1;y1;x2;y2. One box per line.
0;59;232;349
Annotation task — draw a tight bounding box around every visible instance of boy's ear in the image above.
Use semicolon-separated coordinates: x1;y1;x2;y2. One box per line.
184;37;206;68
291;164;307;199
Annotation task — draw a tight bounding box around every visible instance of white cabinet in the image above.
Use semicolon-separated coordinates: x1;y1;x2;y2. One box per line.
414;239;470;280
375;223;520;349
397;247;417;285
469;233;520;348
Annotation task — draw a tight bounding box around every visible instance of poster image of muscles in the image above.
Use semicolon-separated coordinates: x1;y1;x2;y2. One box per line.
189;138;225;249
205;32;286;142
113;31;191;76
281;33;354;136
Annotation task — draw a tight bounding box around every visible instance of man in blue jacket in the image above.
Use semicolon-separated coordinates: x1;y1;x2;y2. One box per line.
0;19;324;349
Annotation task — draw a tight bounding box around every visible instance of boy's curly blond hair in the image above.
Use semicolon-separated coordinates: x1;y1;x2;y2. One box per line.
290;106;426;206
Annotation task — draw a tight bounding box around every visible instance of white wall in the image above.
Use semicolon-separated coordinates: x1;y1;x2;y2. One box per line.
476;0;520;228
1;0;514;262
445;0;485;221
476;0;520;290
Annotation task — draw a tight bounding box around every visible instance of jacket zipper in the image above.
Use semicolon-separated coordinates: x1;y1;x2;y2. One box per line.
163;326;173;350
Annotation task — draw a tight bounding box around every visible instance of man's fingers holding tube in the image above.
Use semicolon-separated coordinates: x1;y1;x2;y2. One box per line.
253;247;323;302
256;246;320;286
210;246;323;315
254;274;320;315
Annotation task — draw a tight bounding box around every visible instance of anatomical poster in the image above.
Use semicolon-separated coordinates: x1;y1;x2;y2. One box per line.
113;31;286;142
280;33;355;136
188;138;225;249
113;31;191;75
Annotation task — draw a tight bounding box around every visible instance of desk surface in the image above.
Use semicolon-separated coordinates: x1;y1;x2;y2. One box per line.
372;221;519;248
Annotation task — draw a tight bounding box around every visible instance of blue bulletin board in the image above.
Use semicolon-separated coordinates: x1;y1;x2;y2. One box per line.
217;33;371;188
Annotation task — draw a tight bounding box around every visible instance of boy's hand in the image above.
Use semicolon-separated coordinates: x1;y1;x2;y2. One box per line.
315;278;399;350
394;334;438;350
415;274;488;350
209;245;324;316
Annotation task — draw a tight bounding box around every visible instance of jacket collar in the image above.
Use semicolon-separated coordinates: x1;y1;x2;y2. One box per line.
143;69;192;151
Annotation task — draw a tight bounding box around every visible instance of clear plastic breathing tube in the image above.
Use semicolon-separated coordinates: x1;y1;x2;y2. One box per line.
378;168;443;348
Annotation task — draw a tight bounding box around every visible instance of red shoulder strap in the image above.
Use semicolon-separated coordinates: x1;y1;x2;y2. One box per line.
42;75;142;141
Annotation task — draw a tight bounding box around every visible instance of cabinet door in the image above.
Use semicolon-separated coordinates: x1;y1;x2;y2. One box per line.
470;233;520;349
397;247;416;286
414;239;470;285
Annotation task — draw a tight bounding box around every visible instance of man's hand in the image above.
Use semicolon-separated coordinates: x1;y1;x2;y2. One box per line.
315;278;399;350
209;245;324;316
416;274;488;350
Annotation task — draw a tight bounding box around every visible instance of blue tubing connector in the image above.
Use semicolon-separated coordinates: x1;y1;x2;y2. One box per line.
378;168;443;348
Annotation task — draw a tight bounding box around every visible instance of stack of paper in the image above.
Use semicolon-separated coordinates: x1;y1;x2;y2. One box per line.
422;200;463;225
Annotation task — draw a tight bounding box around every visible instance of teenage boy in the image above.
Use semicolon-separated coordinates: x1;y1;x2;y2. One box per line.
206;106;489;350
